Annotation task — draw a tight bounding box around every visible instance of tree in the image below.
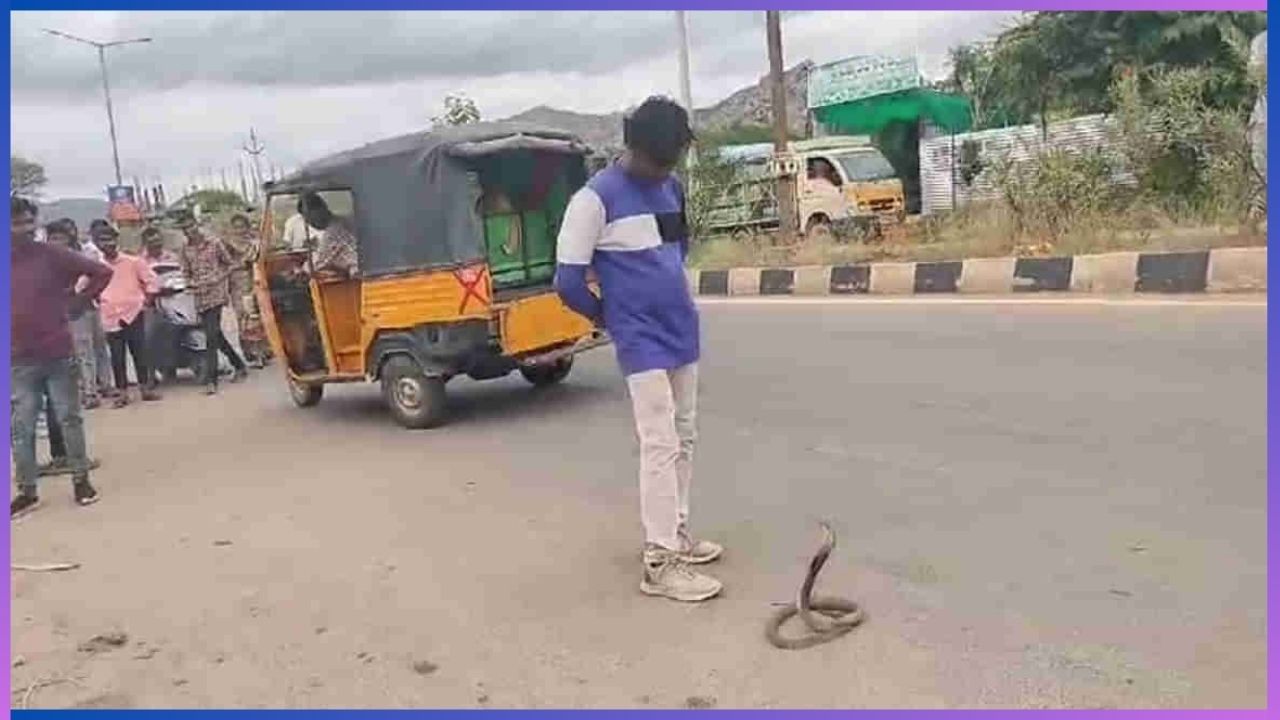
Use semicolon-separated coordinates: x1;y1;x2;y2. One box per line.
697;123;798;148
11;156;47;197
992;14;1075;140
947;45;997;130
948;12;1267;132
173;189;247;215
431;94;481;128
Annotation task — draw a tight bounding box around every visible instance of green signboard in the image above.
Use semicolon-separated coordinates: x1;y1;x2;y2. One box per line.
807;55;921;110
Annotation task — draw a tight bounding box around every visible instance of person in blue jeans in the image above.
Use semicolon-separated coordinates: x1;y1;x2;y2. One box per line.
554;97;723;603
34;386;102;478
10;196;113;518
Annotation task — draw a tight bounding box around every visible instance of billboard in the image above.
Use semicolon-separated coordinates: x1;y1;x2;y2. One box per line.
106;185;143;223
807;55;921;110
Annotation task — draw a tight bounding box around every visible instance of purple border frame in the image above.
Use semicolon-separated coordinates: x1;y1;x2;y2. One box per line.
3;1;1273;9
4;1;1273;714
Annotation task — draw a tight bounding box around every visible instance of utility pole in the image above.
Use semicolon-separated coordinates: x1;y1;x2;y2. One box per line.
242;127;266;202
670;10;701;175
675;12;694;113
44;29;151;187
765;11;798;243
238;160;250;204
675;11;697;174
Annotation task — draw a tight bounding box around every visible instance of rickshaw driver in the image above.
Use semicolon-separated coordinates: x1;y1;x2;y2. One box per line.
297;191;359;279
264;192;356;370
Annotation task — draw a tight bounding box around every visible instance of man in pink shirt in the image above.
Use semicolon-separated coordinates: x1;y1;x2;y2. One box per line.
93;224;162;407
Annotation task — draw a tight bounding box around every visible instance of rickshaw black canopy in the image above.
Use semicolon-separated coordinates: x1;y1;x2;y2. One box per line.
267;122;591;278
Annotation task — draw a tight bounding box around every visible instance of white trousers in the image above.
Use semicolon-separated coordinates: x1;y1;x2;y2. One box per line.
626;363;698;551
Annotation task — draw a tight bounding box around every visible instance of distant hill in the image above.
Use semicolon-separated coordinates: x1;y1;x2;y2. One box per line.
503;106;626;154
38;197;109;230
503;61;815;153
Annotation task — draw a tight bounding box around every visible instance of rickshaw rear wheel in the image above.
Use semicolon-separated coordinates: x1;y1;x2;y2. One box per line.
380;355;448;429
520;356;574;387
288;377;323;408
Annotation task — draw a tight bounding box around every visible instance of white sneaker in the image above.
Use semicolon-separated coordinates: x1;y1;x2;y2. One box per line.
678;529;724;565
641;546;722;602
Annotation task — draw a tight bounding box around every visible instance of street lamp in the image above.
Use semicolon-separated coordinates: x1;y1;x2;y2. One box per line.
43;28;151;187
674;11;697;174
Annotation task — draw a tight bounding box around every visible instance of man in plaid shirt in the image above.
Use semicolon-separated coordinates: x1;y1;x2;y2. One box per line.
175;210;248;395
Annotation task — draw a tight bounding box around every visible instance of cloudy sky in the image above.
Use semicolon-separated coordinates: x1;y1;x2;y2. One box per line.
11;10;1020;199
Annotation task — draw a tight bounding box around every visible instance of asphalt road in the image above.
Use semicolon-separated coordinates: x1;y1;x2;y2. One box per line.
10;297;1267;709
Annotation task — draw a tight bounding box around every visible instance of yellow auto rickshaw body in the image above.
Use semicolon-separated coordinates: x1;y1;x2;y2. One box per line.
254;123;607;428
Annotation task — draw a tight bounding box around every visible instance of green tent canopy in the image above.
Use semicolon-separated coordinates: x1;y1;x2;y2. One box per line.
813;88;972;135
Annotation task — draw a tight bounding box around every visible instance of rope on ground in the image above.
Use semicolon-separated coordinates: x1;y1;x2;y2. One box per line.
12;562;81;573
14;676;82;709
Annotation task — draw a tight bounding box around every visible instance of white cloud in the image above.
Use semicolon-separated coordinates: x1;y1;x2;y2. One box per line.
10;10;1017;199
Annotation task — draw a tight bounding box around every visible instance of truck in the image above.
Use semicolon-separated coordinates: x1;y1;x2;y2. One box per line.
702;136;905;241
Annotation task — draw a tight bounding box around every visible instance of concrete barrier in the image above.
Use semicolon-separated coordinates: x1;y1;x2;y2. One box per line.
869;262;916;294
688;247;1262;297
1207;246;1267;292
1070;252;1140;294
958;257;1016;294
793;266;832;296
728;267;762;296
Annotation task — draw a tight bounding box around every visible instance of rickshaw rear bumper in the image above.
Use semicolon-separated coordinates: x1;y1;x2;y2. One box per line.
515;330;611;368
367;320;493;379
367;322;609;380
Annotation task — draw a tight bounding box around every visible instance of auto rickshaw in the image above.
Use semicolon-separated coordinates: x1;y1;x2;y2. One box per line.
255;122;608;429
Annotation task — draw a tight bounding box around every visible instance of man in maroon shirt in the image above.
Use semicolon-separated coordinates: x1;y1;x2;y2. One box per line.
10;196;113;518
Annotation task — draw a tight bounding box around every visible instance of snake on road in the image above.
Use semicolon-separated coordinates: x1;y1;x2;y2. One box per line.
764;521;865;650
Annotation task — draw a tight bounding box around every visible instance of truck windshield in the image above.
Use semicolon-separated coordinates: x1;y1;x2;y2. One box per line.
833;151;897;182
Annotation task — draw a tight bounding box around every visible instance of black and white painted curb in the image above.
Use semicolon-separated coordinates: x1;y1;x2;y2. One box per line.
687;247;1267;297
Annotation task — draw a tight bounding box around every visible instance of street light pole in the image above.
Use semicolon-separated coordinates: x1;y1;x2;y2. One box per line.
674;11;698;174
44;29;151;187
675;11;694;113
95;45;123;186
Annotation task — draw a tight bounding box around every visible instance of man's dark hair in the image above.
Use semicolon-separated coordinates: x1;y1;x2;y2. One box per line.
54;217;77;233
298;192;329;215
11;195;38;218
298;192;334;229
89;218;112;233
229;213;250;226
623;96;694;168
44;221;68;238
141;225;162;240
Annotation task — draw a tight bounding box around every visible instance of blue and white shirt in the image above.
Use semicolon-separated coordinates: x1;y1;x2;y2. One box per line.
554;163;699;376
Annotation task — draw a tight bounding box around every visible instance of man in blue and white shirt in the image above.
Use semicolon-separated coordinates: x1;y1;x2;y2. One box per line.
555;97;722;603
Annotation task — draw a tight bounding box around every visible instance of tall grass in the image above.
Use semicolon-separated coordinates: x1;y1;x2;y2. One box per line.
688;201;1264;270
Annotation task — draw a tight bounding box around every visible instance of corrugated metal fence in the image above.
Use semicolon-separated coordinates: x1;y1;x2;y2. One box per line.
919;114;1124;215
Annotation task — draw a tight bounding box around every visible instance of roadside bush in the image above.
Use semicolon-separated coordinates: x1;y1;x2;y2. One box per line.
990;146;1122;243
680;145;746;244
1112;66;1264;225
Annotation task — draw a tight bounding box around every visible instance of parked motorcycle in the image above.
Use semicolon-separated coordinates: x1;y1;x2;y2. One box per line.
149;261;231;385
